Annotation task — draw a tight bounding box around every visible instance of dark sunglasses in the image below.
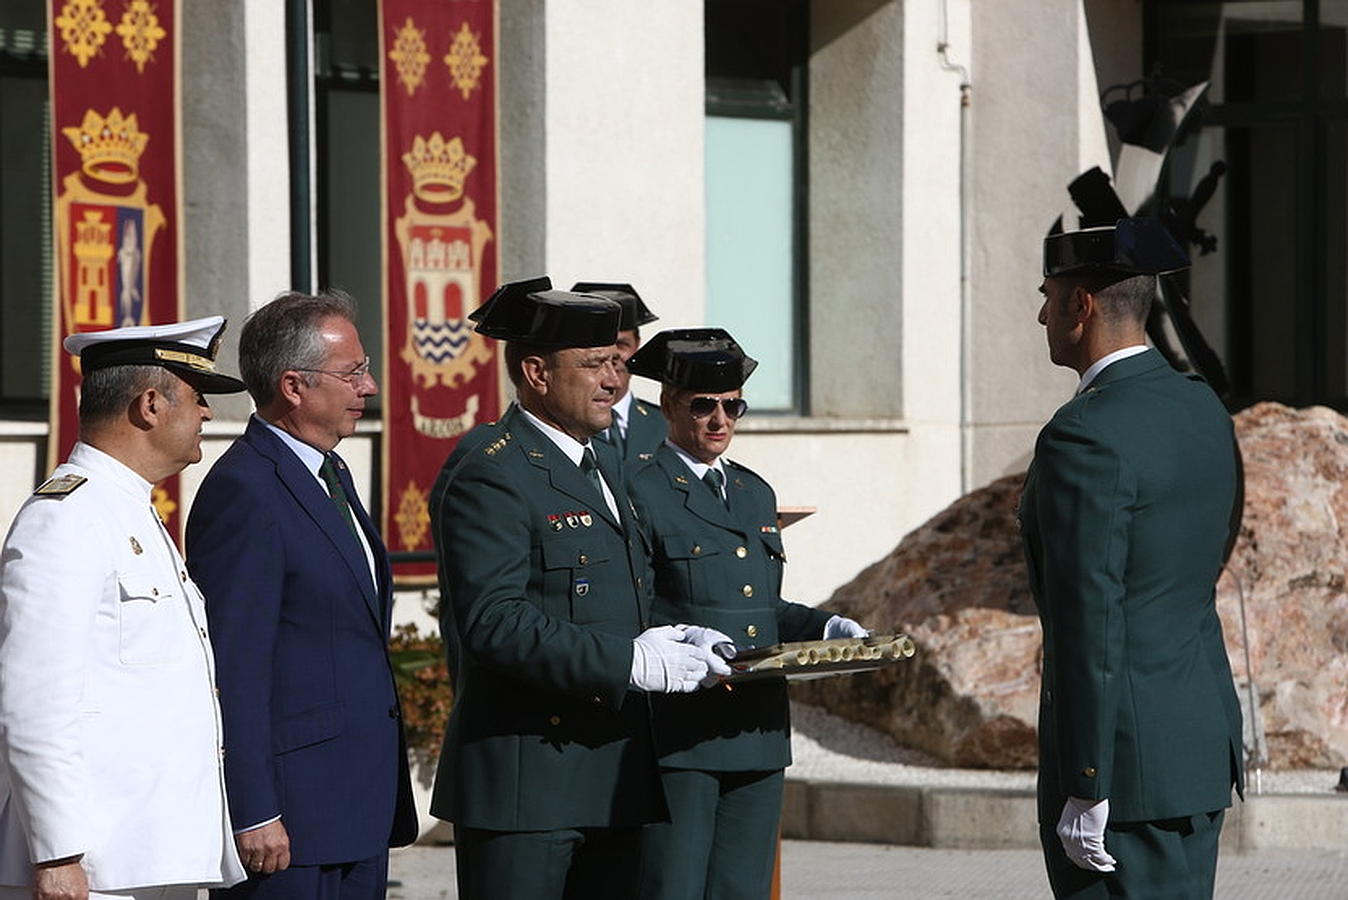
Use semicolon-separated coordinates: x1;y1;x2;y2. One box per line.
688;396;749;419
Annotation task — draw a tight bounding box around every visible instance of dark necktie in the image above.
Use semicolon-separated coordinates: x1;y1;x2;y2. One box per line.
319;454;359;537
610;408;626;456
580;446;604;498
703;467;727;507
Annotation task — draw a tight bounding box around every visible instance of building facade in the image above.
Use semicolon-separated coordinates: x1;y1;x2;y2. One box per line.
1;0;1344;608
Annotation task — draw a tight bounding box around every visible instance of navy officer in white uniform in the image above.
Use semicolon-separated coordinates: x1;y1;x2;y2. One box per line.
0;318;248;900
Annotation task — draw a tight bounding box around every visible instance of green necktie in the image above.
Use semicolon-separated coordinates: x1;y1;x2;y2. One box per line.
703;467;727;507
610;408;626;456
319;455;359;537
580;446;604;498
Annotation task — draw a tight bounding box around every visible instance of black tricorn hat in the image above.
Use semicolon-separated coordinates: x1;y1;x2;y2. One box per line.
63;315;246;393
1043;217;1190;279
626;327;758;393
470;276;621;348
569;282;659;331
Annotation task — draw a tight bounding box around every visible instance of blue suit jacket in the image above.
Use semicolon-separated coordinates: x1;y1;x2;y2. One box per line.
186;417;417;866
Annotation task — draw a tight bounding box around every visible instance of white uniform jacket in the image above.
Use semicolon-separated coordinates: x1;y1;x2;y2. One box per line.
0;443;244;892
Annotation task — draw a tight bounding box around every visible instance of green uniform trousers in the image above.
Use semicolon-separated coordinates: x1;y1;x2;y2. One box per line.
1040;809;1224;899
637;768;783;900
454;825;641;900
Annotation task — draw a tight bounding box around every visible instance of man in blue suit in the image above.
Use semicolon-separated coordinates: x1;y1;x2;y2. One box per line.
187;291;417;899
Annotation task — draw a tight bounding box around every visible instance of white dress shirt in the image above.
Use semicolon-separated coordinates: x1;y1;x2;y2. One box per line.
610;391;635;439
259;418;378;596
520;409;621;520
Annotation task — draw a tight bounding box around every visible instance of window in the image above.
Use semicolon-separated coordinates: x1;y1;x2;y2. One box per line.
1148;0;1348;408
313;0;383;409
705;0;808;413
0;0;50;412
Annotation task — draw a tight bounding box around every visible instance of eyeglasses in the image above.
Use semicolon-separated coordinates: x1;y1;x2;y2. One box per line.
687;396;748;419
294;356;372;387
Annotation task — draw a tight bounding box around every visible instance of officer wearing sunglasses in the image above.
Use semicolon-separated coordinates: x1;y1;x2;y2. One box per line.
625;328;868;900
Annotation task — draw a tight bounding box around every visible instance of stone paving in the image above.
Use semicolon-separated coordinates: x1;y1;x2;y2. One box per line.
388;840;1348;899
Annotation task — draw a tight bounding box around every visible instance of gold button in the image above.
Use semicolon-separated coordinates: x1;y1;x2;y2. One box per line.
635;577;643;589
1082;767;1097;778
578;554;588;565
742;584;754;597
746;625;758;638
549;715;561;726
692;545;701;555
735;546;747;558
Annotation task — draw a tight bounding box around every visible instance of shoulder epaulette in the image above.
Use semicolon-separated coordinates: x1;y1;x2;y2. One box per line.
483;431;514;456
33;473;87;497
724;458;762;479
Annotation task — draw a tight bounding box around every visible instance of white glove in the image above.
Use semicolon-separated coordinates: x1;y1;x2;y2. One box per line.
630;625;715;693
1056;796;1117;872
822;614;869;640
674;625;735;687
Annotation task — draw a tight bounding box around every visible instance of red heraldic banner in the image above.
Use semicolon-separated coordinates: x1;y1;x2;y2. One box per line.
380;0;500;580
47;0;184;534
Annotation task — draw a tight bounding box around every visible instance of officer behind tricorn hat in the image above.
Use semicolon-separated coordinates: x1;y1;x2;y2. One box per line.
624;327;868;900
429;278;728;900
0;316;248;899
571;282;665;468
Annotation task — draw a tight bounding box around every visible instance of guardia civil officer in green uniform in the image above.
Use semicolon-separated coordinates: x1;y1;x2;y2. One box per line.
572;282;666;469
428;278;729;900
624;329;868;900
1021;218;1243;899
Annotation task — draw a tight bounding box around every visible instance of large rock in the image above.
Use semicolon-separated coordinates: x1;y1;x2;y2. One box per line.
794;402;1348;770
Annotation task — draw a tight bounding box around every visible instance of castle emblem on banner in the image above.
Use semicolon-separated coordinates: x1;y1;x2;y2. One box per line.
395;131;493;391
54;107;165;368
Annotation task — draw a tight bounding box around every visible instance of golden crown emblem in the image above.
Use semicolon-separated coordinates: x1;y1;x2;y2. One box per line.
402;132;476;204
61;107;149;185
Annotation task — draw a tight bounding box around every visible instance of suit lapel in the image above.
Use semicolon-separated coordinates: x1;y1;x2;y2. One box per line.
510;412;622;532
723;466;757;531
655;446;744;536
245;420;381;624
625;400;661;463
334;452;389;627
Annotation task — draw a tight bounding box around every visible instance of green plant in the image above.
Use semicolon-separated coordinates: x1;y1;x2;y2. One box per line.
389;622;453;767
